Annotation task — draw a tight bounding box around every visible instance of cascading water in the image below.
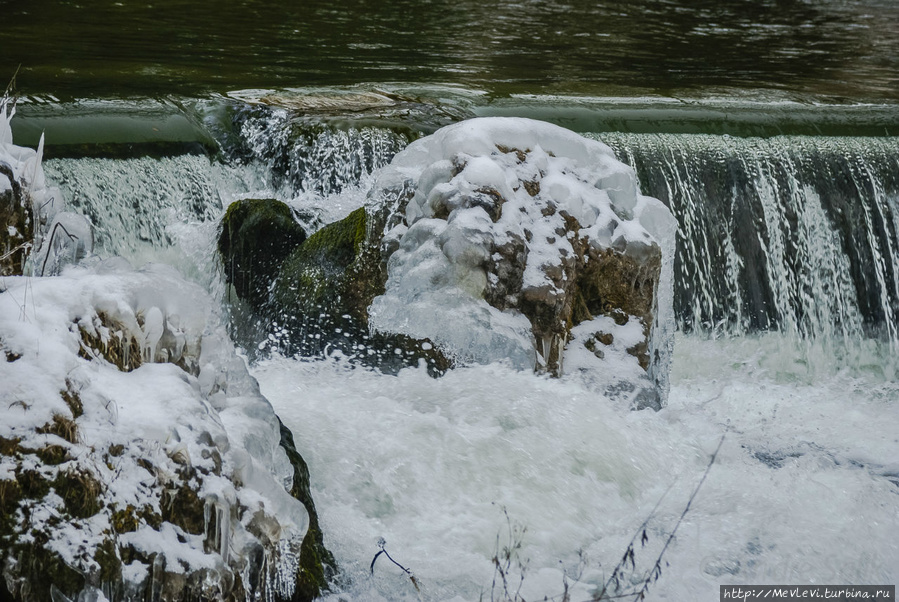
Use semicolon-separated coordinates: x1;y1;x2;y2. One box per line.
48;125;899;361
228;105;413;195
38;110;409;278
41;155;255;276
600;134;899;349
20;108;899;600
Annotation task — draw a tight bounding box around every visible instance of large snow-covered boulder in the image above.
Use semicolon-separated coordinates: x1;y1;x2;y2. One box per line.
0;262;324;601
0;101;334;601
367;117;676;407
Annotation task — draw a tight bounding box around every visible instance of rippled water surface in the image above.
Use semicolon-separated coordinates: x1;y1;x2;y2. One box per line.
3;0;899;101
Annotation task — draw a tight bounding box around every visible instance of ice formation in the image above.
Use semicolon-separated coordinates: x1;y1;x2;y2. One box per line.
1;99;92;276
0;100;309;601
0;262;309;600
367;117;676;404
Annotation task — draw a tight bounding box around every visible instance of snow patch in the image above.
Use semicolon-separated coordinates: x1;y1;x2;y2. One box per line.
0;260;308;597
368;117;675;377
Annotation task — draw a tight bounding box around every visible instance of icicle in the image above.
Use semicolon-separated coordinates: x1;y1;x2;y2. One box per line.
217;502;231;563
141;307;164;363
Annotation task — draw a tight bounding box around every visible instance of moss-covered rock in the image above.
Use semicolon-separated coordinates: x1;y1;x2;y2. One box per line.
272;207;374;335
219;198;308;311
270;206;451;373
278;418;338;601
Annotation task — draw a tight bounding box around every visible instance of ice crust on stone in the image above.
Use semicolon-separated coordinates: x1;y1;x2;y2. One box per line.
369;117;675;378
1;99;93;275
0;261;307;598
2;108;308;597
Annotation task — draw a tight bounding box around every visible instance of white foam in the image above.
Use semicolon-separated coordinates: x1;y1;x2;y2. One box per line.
257;334;899;601
368;117;676;379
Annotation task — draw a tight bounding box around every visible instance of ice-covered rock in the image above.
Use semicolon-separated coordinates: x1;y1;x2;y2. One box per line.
0;101;334;602
0;262;320;601
367;117;676;407
0;97;92;277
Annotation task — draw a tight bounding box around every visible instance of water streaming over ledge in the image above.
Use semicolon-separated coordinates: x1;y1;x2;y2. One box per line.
41;110;899;356
15;104;899;599
599;134;899;349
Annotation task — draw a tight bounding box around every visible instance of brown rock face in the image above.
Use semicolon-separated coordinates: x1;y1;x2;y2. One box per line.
366;118;675;409
0;162;33;276
420;148;664;403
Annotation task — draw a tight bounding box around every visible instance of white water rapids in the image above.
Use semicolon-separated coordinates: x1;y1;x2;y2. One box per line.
254;335;899;601
37;123;899;601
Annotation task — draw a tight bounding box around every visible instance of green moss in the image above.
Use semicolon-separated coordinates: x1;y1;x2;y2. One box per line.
111;505;141;534
295;530;331;602
277;418;338;601
95;539;123;585
288;206;367;269
270;207;452;373
53;469;103;519
274;207;371;319
218;198;307;310
271;207;383;358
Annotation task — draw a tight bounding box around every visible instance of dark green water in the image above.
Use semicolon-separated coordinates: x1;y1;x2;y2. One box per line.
3;0;899;102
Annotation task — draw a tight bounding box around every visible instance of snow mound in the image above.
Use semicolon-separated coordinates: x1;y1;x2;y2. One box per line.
367;117;675;403
0;261;308;600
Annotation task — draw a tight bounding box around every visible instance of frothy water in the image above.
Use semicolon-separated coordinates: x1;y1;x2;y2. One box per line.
254;336;899;601
34;116;899;600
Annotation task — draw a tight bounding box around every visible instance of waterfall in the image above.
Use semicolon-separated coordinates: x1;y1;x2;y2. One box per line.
599;133;899;349
226;105;412;196
13;108;899;599
40;113;410;280
41;120;899;357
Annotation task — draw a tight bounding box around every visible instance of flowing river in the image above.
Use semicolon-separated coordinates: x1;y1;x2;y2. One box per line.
3;1;898;599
